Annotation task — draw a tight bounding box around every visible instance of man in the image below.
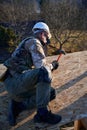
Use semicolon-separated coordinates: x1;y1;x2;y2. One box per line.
4;22;63;127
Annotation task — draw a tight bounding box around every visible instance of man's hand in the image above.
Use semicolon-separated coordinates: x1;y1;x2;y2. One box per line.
51;60;59;71
57;49;66;55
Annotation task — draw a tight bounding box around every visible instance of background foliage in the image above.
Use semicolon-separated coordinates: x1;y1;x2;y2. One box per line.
0;0;87;55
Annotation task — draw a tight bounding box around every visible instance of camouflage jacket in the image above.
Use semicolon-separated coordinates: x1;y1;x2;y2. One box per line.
4;37;53;75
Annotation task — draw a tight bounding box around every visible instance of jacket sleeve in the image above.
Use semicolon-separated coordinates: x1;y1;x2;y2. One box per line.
25;38;53;70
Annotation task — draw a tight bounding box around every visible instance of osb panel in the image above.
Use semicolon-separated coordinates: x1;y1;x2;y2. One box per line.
0;51;87;130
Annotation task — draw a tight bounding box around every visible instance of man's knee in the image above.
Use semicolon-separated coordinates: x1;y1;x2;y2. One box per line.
38;67;52;83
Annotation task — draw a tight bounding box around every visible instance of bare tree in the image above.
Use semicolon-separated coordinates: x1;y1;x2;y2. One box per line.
0;0;42;39
41;0;87;53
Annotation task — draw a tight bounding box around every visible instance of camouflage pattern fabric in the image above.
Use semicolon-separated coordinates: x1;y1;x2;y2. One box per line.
4;36;53;108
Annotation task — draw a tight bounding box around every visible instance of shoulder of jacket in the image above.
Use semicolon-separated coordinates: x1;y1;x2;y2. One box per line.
28;37;40;44
25;37;41;49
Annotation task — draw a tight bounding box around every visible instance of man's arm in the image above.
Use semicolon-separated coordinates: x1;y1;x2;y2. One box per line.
25;38;53;70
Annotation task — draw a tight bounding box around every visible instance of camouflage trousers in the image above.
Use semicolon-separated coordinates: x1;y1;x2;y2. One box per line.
4;69;54;109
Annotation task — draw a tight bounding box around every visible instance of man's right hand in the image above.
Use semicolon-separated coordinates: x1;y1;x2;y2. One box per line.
51;60;59;71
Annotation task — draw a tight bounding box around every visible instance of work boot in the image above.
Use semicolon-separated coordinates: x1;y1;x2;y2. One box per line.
8;99;26;126
34;108;62;128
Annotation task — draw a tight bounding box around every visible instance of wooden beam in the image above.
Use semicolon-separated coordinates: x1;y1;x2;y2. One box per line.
74;120;83;130
74;118;87;130
80;118;87;129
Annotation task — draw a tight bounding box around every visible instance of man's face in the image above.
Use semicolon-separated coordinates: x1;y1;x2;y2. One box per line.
40;31;49;44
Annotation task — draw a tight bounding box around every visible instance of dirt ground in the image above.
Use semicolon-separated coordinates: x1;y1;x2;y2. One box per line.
0;51;87;130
